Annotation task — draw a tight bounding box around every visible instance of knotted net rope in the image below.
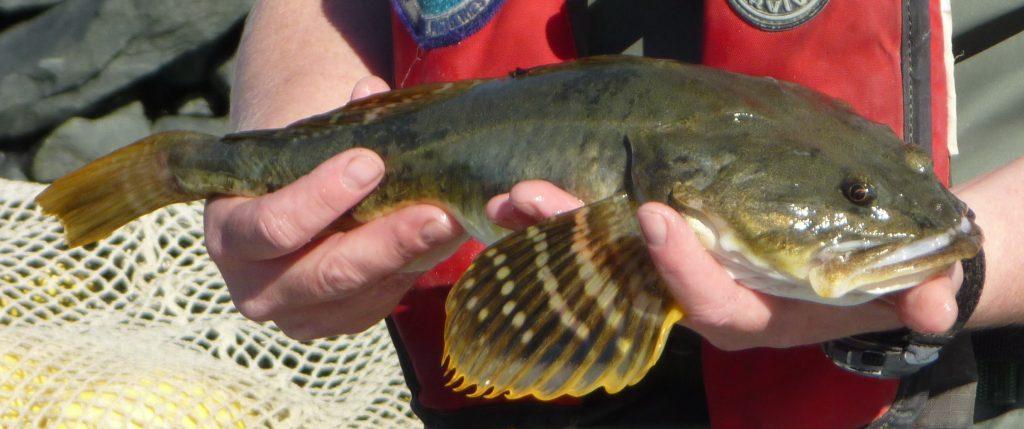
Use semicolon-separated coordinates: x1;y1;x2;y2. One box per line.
0;178;420;428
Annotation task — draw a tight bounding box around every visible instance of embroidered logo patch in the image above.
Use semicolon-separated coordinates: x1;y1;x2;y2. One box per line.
727;0;828;31
392;0;508;50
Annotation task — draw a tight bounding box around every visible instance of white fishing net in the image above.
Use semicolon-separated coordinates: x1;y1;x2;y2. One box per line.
0;178;421;428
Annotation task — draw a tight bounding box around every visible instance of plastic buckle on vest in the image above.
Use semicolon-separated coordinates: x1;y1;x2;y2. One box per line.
823;335;941;379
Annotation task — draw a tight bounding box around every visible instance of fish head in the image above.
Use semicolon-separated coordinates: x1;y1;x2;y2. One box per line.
646;76;982;305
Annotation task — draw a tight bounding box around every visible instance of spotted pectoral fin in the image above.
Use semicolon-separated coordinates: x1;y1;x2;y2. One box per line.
442;193;683;401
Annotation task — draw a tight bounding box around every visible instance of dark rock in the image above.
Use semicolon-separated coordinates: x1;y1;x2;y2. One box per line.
31;102;150;182
0;151;29;181
152;115;229;136
0;0;63;14
0;0;253;144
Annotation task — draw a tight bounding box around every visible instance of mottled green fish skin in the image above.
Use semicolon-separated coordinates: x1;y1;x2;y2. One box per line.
164;56;976;287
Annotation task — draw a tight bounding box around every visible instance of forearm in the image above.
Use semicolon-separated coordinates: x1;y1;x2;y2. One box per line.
231;0;391;131
956;156;1024;327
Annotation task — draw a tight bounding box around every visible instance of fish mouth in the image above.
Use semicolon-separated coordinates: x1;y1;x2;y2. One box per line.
809;216;983;300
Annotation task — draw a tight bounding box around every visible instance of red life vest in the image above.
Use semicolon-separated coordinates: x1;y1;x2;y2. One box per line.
386;1;954;426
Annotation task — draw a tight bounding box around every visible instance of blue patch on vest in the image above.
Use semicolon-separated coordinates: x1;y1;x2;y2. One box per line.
392;0;507;50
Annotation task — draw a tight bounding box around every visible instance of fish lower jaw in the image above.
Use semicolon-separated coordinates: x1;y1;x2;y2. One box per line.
807;265;947;306
725;262;940;306
683;213;966;306
716;241;959;307
807;227;980;303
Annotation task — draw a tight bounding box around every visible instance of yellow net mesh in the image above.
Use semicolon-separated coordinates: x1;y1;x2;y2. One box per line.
0;178;420;428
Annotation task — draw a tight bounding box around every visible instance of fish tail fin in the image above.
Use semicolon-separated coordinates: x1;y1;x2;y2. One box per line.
35;131;216;248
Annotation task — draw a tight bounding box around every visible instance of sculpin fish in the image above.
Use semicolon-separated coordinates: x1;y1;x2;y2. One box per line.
36;56;982;401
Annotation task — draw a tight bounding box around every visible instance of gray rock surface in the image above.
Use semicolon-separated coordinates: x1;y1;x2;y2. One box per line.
0;0;252;143
31;102;150;182
177;97;216;117
216;53;238;89
0;0;63;13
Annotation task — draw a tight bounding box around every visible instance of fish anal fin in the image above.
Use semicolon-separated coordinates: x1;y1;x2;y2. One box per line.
442;193;683;401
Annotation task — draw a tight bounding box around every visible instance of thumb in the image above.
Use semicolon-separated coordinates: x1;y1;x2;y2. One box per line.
351;75;391;100
893;265;962;334
636;202;759;326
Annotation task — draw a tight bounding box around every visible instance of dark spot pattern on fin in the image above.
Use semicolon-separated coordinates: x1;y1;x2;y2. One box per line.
442;194;683;401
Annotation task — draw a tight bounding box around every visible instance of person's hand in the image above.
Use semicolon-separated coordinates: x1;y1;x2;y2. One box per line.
206;77;465;340
487;181;963;351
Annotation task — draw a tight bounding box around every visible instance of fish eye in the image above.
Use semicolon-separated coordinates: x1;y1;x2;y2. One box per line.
842;180;876;206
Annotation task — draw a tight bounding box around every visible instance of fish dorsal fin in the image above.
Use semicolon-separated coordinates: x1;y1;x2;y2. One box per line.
285;57;653;128
443;194;683;401
290;79;488;127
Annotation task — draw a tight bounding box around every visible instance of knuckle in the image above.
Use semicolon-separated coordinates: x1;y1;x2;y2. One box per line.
277;321;319;342
334;319;375;336
686;304;735;331
761;310;814;349
277;319;364;341
388;217;432;261
307;171;356;215
205;240;226;264
204;205;241;263
389;237;422;264
253;201;305;251
313;254;367;299
769;338;797;349
658;264;689;285
686;310;762;351
205;235;228;263
234;299;275;322
203;224;227;263
708;337;747;352
764;332;802;349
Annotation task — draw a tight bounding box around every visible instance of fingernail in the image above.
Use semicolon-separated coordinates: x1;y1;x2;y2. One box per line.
420;218;453;246
351;83;374;100
342;155;383;189
351;85;370;100
940;296;958;329
638;208;668;246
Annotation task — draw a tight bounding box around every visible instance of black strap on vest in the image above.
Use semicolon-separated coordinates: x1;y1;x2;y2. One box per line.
974;326;1024;421
824;249;986;378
